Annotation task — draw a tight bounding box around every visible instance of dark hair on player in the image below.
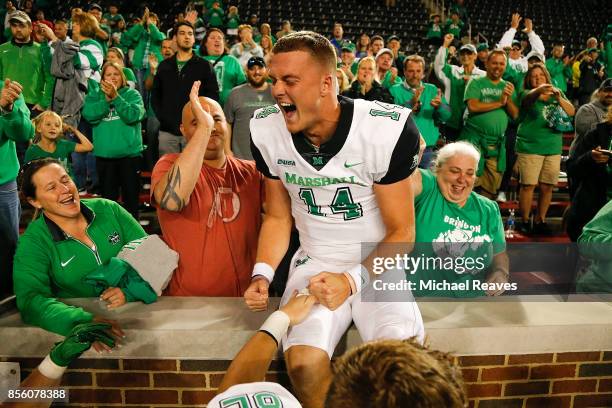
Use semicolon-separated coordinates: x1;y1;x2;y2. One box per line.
272;31;337;73
174;21;194;34
325;338;467;408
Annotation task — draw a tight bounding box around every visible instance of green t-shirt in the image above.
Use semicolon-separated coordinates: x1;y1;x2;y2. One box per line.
390;82;451;147
176;59;188;73
226;13;240;29
426;22;443;39
576;200;612;293
516;90;566;155
408;169;506;297
206;7;225;28
462;76;516;145
24;139;77;178
444;19;464;38
202;54;247;106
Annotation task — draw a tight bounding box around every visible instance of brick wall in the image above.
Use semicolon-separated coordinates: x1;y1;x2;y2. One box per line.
4;351;612;407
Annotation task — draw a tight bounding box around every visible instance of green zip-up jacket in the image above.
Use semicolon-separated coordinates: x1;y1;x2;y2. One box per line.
121;23;165;70
82;85;145;158
433;46;486;130
545;57;573;93
0;40;53;107
390;81;452;147
0;87;34;185
13;198;146;336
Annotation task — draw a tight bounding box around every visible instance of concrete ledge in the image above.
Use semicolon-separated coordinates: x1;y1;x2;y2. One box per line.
0;296;611;359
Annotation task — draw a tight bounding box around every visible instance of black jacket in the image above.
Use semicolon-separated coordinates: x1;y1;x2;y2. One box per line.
566;121;612;241
341;80;394;104
151;54;219;135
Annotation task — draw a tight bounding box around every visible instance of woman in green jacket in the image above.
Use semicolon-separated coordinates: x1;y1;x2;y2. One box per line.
82;62;145;219
13;158;146;349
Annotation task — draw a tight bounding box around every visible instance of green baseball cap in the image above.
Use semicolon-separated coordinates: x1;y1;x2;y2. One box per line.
477;43;489;52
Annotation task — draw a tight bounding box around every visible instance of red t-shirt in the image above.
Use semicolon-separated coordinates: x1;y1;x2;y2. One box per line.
151;155;263;296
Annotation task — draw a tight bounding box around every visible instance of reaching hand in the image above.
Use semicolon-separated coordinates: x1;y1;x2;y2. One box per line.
91;317;124;353
443;33;454;47
100;287;127;310
185;10;198;25
39;24;57;42
188;81;214;131
510;13;522;30
244;276;270;311
0;79;23;110
279;291;318;326
308;272;351;311
49;322;115;366
522;18;533;34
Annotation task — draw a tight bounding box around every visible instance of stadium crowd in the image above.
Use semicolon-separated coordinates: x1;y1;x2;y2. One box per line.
0;0;610;406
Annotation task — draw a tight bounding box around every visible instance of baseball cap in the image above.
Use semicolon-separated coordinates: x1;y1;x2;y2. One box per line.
511;40;521;48
341;42;356;53
459;44;477;54
247;56;266;69
599;78;612;91
89;3;102;11
526;51;545;62
387;35;400;43
477;42;489;52
375;48;393;60
8;10;31;25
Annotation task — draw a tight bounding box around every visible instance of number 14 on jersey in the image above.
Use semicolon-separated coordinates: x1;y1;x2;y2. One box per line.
298;187;363;220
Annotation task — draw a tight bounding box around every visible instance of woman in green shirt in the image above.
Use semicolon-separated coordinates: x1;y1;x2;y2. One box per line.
197;28;247;106
516;63;575;235
408;142;510;298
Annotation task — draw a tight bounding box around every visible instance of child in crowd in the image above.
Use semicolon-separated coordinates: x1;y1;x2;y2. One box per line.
25;111;93;180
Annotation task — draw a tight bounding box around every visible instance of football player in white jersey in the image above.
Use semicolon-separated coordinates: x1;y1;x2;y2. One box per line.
244;31;425;407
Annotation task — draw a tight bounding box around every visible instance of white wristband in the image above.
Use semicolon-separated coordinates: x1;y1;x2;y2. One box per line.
259;310;290;345
346;264;370;294
252;262;274;283
37;354;67;380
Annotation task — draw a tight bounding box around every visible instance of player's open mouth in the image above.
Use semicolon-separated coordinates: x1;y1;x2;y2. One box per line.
280;102;297;114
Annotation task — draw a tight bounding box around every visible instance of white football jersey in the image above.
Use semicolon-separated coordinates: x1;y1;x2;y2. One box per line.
208;382;301;407
251;98;420;265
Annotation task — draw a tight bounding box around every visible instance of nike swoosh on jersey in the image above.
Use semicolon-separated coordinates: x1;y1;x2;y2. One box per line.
61;255;76;267
344;161;363;168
